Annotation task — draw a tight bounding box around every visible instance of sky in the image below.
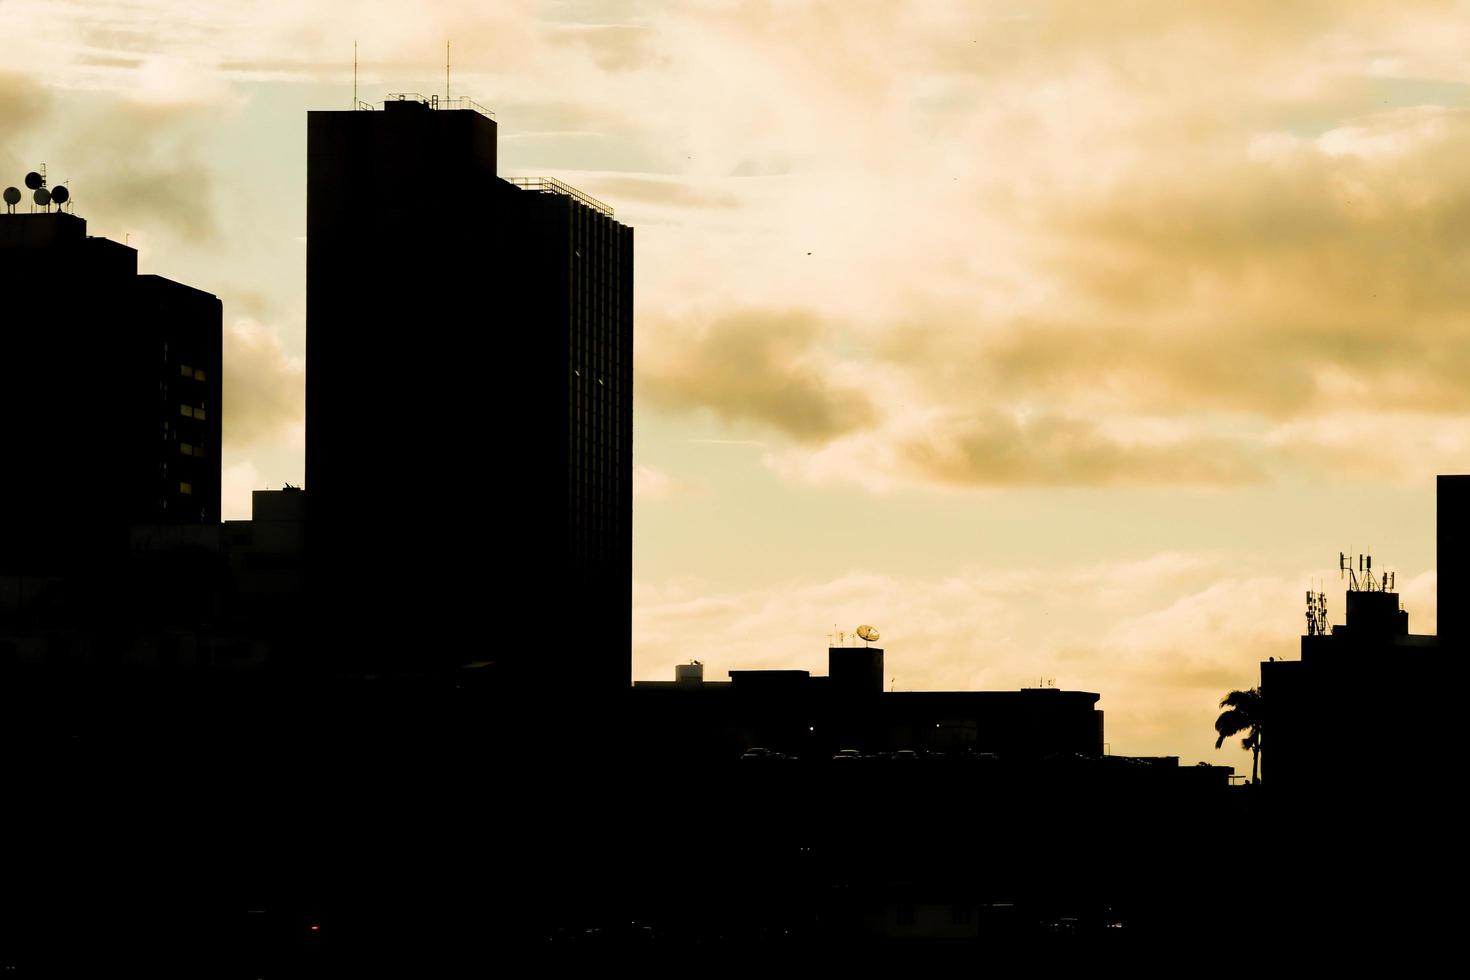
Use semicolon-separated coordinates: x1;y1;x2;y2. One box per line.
3;0;1467;773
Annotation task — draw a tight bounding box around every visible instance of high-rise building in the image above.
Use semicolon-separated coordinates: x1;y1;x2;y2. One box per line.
306;95;633;690
0;207;222;574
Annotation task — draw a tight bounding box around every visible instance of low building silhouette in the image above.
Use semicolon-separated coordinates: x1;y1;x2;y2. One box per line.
633;644;1104;760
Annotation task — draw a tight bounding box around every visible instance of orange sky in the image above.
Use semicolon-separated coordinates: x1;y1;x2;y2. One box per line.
4;1;1467;773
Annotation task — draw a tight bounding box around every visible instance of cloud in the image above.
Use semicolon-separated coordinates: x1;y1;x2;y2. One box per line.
633;463;703;501
0;72;51;128
0;72;52;171
633;91;1470;489
54;96;223;243
581;175;739;210
897;411;1265;488
638;309;877;443
548;24;660;73
221;319;305;451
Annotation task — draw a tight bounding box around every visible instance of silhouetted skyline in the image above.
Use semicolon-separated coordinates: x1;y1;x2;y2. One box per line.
5;0;1470;775
5;5;1470;965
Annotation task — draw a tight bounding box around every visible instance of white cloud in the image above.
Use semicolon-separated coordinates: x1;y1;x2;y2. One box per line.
633;462;702;501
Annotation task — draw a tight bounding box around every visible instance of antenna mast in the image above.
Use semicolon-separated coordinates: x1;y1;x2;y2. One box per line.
353;41;358;109
446;40;451;102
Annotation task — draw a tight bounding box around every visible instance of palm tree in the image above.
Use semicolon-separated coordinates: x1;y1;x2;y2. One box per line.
1215;687;1263;785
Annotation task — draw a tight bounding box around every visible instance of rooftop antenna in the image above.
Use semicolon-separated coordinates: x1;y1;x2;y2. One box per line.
446;40;451;103
353;41;358;110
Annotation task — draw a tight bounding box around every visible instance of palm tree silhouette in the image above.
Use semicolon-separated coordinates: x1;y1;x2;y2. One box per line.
1215;687;1264;785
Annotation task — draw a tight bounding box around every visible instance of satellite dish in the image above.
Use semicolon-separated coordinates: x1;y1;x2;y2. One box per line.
23;172;43;190
2;187;19;206
856;624;880;642
51;186;70;205
33;188;51;207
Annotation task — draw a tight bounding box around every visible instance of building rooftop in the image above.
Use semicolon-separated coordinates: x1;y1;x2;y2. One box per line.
380;92;495;119
506;176;615;218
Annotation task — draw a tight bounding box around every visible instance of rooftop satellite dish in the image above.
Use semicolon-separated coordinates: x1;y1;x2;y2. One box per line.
33;188;51;207
23;172;43;190
51;186;69;205
856;624;880;642
2;187;19;206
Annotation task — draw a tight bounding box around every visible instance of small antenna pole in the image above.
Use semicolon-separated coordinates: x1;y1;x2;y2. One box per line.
446;40;451;103
353;41;358;109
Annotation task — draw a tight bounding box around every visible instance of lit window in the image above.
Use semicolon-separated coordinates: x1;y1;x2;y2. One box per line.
180;405;193;418
180;443;193;456
179;482;193;495
180;364;193;378
194;368;206;382
194;407;206;420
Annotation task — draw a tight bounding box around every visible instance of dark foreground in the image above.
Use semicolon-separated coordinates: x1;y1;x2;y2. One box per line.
3;678;1461;973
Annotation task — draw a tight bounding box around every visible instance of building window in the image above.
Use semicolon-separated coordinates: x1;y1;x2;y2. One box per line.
195;407;206;421
194;368;206;381
180;404;193;418
180;364;193;378
180;443;193;456
179;482;193;495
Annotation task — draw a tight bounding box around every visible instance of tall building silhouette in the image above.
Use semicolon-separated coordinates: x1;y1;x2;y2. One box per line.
306;95;632;689
0;208;221;574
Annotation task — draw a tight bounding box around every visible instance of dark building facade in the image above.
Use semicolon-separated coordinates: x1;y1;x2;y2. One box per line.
1437;474;1470;654
1261;479;1469;798
1262;584;1441;793
0;210;221;575
306;96;632;687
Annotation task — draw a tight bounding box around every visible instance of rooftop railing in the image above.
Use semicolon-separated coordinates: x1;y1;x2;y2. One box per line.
506;176;614;217
383;93;495;119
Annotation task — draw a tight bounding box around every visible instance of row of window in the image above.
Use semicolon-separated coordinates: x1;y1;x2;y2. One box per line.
179;363;207;382
180;404;207;420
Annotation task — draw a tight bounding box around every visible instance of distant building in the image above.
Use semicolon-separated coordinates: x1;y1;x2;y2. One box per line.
1261;486;1464;794
306;95;632;685
0;209;221;574
632;645;1105;760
